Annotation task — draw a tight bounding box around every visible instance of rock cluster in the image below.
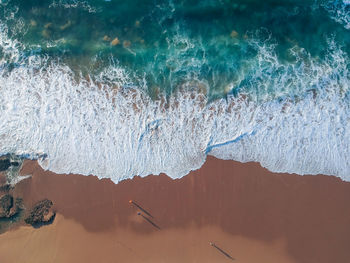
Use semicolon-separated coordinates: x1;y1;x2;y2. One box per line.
0;159;11;172
0;157;20;172
0;194;18;218
24;199;56;227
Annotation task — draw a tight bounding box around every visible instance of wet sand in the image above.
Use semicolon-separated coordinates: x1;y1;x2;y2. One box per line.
1;156;350;263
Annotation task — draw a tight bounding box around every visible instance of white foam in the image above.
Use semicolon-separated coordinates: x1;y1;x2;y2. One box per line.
0;24;22;64
0;26;349;183
324;0;350;29
49;0;99;13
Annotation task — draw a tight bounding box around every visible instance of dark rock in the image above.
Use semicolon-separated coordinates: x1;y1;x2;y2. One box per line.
0;184;10;193
10;161;19;167
0;159;11;172
24;199;56;227
0;194;16;217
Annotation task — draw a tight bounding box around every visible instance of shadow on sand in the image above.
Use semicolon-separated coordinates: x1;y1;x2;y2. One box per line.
137;212;160;230
210;242;235;260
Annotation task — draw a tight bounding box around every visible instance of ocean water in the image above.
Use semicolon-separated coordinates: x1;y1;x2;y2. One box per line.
0;0;349;182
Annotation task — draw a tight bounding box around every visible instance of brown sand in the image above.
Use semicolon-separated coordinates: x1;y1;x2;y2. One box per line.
0;156;350;263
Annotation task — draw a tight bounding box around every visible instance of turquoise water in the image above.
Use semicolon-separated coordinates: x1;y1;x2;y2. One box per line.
1;0;349;99
0;0;350;182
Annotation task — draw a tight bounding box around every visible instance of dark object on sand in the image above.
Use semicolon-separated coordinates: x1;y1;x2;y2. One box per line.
0;194;20;219
129;200;153;218
0;194;15;217
137;212;160;230
210;242;235;260
24;199;56;227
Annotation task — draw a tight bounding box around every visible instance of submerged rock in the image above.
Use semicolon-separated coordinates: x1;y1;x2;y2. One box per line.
30;19;37;27
103;35;111;42
230;30;239;38
0;156;26;186
41;29;51;39
60;20;72;31
123;40;131;48
44;22;53;29
24;199;56;227
0;157;19;173
110;37;120;46
0;159;11;172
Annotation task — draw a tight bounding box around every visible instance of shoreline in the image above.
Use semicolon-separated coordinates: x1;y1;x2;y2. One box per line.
0;156;349;262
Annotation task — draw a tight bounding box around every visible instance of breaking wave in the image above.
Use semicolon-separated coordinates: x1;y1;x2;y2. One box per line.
0;20;349;182
0;0;350;183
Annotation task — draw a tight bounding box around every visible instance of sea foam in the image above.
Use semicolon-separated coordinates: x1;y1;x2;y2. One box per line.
0;13;349;183
324;0;350;29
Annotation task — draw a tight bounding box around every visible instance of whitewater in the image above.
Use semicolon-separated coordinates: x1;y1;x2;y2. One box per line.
0;0;350;183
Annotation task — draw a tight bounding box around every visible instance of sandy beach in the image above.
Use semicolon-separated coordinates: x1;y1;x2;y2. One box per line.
0;156;349;263
1;1;350;262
